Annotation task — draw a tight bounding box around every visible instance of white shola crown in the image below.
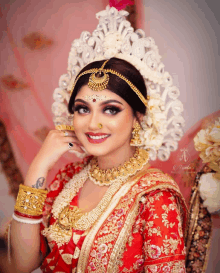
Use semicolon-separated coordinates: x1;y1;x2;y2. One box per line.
52;6;185;161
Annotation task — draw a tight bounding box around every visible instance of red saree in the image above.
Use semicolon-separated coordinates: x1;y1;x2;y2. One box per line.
40;157;188;273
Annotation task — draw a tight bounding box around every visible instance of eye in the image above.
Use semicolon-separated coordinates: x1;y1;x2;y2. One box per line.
104;106;122;115
74;104;89;114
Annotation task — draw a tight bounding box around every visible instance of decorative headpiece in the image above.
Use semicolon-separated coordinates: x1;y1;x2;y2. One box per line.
71;59;148;107
52;6;185;161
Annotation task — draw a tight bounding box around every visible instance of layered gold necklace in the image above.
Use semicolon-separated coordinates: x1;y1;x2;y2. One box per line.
89;147;149;186
50;148;149;232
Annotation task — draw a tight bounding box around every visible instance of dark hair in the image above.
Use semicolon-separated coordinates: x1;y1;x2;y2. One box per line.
68;57;147;120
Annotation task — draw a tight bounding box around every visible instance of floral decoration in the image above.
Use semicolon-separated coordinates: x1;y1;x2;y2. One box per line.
193;117;220;214
103;32;123;58
198;172;220;213
194;117;220;179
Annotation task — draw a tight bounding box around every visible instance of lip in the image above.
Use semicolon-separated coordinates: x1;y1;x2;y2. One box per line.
86;133;110;144
85;132;109;136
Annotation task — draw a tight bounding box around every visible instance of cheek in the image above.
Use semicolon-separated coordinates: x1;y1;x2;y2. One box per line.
72;116;84;136
108;112;133;133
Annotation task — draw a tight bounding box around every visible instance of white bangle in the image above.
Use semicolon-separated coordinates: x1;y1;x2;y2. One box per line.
12;213;43;224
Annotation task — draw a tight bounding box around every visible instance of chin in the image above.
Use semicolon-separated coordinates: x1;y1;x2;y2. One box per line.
84;144;112;157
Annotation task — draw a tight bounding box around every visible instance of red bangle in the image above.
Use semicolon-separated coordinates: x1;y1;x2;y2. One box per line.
14;210;43;219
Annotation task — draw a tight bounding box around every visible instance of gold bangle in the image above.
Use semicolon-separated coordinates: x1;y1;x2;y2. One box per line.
14;185;48;216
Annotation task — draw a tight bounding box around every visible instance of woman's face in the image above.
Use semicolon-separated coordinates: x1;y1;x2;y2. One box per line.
72;85;137;157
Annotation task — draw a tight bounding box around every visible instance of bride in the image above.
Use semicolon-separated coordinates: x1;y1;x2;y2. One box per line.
9;7;187;273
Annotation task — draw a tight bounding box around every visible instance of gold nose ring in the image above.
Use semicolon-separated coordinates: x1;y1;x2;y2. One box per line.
98;123;103;129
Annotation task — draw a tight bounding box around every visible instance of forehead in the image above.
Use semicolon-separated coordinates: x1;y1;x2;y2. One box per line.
75;85;126;104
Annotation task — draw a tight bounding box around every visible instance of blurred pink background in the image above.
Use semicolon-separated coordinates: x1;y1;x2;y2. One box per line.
0;0;219;271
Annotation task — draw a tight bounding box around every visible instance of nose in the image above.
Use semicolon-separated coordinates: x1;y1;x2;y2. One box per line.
88;111;101;131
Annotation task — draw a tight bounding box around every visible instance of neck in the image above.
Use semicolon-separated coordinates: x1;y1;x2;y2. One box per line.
97;145;136;170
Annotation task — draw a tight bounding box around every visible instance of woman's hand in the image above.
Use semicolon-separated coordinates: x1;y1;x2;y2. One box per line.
34;129;85;172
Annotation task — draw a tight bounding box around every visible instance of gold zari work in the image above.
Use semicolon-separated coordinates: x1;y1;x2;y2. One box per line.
57;178;124;231
14;184;47;216
49;148;149;233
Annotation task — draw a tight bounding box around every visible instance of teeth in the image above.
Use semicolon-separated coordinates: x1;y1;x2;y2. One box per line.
88;135;109;139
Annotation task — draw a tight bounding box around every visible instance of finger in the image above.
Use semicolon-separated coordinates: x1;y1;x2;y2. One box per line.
62;136;82;145
66;142;85;153
59;130;76;137
68;149;87;158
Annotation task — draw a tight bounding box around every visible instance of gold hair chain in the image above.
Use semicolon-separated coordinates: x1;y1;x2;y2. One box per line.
70;60;149;107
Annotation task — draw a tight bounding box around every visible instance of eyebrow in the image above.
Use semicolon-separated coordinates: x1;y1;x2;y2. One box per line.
74;99;123;106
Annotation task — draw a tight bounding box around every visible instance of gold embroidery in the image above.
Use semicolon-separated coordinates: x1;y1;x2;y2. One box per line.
144;259;186;273
46;258;52;264
75;169;186;273
73;247;80;259
42;222;72;247
96;233;115;244
61;253;73;265
73;233;81;244
77;176;141;273
161;204;176;228
161;235;181;255
108;183;185;273
146;221;162;237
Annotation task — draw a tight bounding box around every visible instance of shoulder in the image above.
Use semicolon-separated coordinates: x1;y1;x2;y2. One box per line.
135;168;188;231
138;167;179;191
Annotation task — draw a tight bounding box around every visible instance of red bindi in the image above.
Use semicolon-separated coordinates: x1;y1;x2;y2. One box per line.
93;99;96;102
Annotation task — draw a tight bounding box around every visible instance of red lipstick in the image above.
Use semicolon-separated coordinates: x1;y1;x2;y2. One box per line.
85;132;110;144
85;132;109;136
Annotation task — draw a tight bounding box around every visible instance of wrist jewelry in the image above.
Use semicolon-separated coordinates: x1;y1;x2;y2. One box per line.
14;184;47;216
14;210;42;219
12;213;42;224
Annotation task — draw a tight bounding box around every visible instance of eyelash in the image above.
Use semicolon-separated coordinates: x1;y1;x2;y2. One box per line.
73;105;122;115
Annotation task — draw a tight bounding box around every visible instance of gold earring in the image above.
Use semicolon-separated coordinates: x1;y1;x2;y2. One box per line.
130;122;142;146
98;123;103;129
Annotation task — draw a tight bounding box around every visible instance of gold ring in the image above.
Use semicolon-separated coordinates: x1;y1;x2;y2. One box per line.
55;125;74;131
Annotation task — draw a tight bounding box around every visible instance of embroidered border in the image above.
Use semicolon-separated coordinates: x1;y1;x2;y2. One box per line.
76;176;140;272
108;184;187;273
77;168;187;273
77;167;156;272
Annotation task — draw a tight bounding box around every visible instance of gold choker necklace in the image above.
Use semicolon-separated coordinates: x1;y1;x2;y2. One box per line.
89;148;149;186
